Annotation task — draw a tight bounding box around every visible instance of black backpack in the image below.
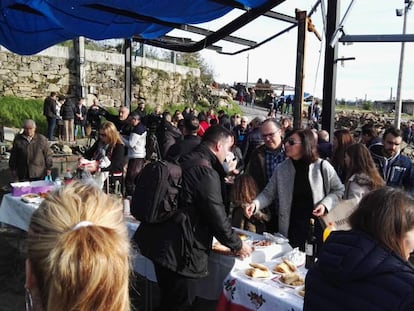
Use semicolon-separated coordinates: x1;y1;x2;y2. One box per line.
131;159;210;223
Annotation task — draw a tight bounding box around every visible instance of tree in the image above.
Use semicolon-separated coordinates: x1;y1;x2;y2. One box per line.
176;52;214;85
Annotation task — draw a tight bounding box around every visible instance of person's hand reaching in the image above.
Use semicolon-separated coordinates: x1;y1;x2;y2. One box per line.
312;204;326;217
235;241;253;259
243;202;256;218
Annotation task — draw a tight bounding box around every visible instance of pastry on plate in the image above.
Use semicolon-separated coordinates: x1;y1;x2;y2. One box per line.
245;267;271;279
273;259;297;273
280;272;304;286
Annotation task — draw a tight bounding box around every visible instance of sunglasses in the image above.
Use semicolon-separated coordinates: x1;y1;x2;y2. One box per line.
285;138;302;146
99;133;107;137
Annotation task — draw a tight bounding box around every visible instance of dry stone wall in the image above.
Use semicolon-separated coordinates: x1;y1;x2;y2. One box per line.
0;45;201;108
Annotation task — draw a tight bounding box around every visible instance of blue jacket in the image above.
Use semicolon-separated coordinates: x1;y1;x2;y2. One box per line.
304;230;414;311
369;143;414;194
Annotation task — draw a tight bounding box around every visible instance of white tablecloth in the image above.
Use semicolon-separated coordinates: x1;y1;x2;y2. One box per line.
0;194;38;231
126;223;292;300
217;267;304;311
0;194;292;301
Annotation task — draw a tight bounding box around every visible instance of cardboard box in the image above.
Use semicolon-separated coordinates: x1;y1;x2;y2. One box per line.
11;181;31;196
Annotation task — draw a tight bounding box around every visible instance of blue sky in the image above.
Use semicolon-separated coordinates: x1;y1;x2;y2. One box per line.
170;0;414;101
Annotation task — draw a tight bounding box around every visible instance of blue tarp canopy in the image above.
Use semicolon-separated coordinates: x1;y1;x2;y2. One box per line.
0;0;284;55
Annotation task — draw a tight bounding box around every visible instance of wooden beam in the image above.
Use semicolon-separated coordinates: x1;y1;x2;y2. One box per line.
293;10;307;129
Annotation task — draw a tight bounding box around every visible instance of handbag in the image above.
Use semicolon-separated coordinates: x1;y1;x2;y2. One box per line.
320;197;360;230
318;159;359;230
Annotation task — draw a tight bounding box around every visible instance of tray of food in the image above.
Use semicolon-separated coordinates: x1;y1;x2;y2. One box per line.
274;272;305;288
251;239;273;248
272;258;298;274
21;193;43;204
243;263;273;280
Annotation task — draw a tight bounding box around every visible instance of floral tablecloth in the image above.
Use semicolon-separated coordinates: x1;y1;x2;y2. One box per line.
216;268;304;311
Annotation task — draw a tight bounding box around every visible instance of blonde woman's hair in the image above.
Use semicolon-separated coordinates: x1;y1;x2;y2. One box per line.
100;121;124;146
27;182;131;311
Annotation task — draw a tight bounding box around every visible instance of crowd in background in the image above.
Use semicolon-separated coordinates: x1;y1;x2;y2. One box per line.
8;91;414;310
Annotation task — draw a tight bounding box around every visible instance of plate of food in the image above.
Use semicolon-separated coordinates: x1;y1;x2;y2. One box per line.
243;263;273;280
274;272;305;288
251;239;273;248
281;248;306;267
21;193;43;204
294;286;306;299
272;258;298;274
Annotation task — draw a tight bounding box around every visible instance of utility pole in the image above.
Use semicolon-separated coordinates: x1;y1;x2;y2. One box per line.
394;1;412;129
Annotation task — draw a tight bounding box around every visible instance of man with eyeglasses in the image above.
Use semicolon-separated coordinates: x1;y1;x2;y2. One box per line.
9;119;53;182
245;118;285;232
370;127;414;194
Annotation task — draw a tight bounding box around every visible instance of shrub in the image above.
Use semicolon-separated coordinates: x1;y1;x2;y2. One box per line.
0;96;47;134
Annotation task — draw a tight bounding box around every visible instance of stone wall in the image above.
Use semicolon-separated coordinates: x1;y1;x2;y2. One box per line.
0;45;201;108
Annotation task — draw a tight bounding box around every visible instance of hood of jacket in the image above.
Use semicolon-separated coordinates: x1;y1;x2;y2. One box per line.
318;230;406;284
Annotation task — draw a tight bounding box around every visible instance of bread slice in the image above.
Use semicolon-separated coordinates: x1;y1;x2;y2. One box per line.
274;259;297;273
280;272;304;286
282;259;297;272
249;262;269;271
245;268;271;278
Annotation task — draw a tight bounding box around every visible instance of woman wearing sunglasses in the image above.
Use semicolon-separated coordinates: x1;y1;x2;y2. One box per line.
81;121;125;191
244;128;344;250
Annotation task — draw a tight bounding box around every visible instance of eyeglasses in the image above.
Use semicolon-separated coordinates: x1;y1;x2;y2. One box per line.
261;131;277;139
24;127;35;130
285;138;302;146
99;133;107;137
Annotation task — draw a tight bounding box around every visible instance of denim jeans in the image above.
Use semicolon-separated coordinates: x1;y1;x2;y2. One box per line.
47;117;56;141
74;124;85;138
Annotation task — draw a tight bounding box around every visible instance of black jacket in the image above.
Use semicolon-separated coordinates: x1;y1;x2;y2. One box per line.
43;96;57;118
60;101;75;120
166;135;200;162
134;143;242;278
304;230;414;311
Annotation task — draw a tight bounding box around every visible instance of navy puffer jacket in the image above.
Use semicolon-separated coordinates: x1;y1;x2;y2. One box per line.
304;230;414;311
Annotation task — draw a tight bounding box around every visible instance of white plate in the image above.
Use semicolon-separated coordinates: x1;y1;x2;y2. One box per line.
294;286;306;299
279;248;306;267
273;275;305;289
251;240;274;249
242;269;273;281
269;258;301;275
21;193;43;204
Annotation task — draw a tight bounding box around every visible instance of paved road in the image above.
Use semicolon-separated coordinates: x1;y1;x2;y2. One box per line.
238;103;269;121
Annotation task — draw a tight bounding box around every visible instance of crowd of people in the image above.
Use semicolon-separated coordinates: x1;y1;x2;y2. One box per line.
7;94;414;310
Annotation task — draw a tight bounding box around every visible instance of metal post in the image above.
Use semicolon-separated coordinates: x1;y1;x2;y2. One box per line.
124;39;132;109
74;37;86;98
394;1;411;129
246;53;249;89
322;0;340;139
